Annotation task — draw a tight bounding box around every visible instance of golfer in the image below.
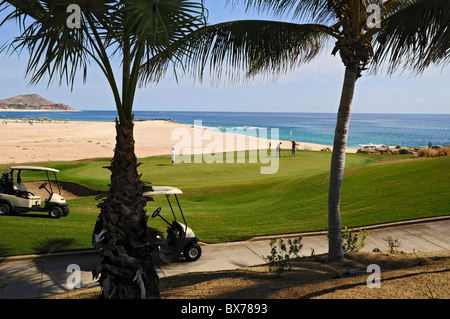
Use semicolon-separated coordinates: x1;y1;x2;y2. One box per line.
290;137;299;157
276;142;282;157
171;147;176;165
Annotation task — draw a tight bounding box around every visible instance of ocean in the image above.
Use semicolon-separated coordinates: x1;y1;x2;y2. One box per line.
1;110;449;149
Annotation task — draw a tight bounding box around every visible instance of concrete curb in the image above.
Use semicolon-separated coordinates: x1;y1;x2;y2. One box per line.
247;215;450;241
0;249;98;264
1;215;449;263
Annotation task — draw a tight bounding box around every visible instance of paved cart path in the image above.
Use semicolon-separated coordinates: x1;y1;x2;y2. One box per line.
0;217;449;299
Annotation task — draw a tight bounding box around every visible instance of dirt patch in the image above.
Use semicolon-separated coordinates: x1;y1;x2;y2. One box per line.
45;250;449;299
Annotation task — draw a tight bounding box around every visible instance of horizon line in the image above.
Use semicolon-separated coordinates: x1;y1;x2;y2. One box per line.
74;109;450;115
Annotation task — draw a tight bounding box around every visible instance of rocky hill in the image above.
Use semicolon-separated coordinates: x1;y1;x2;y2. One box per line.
0;94;77;111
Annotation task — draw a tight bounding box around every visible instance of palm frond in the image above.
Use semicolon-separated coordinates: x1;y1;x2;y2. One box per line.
111;0;206;54
1;0;206;107
140;20;335;85
0;0;117;88
228;0;343;25
115;0;206;117
372;0;450;75
2;2;88;88
0;0;46;22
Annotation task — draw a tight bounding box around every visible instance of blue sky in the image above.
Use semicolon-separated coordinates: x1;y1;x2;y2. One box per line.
0;0;448;114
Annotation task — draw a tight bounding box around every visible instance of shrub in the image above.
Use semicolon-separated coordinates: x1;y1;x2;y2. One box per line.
417;146;450;158
0;281;8;291
264;237;303;274
383;235;401;253
342;227;369;253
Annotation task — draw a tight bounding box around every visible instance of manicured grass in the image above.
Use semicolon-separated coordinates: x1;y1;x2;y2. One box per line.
0;151;448;256
0;197;99;256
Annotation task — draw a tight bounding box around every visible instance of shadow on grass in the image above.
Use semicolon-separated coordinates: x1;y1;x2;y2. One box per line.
33;238;76;254
0;244;10;257
7;213;52;219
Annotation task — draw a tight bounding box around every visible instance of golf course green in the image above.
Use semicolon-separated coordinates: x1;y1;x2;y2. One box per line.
0;150;448;256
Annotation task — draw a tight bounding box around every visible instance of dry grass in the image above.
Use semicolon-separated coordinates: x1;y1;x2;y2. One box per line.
45;250;450;300
417;147;450;158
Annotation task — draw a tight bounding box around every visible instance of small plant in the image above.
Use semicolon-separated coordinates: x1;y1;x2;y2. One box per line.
0;280;8;291
383;235;401;253
342;227;369;253
263;237;303;274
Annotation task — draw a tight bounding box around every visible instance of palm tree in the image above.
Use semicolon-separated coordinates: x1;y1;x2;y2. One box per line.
1;0;206;298
143;0;449;262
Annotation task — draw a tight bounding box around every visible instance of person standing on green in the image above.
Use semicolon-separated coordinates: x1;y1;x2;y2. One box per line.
290;137;299;157
171;147;176;166
276;142;282;157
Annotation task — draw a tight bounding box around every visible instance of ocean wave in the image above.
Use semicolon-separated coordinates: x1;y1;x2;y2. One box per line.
202;125;264;131
358;143;409;148
358;143;386;148
231;126;262;130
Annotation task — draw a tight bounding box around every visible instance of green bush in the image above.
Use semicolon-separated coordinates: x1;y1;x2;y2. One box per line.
342;227;369;253
264;237;303;274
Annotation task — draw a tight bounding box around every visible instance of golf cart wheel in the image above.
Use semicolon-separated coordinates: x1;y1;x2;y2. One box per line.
184;243;202;262
0;203;11;216
49;206;62;219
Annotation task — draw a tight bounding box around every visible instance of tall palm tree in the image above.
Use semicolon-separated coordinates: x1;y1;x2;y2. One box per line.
1;0;206;298
143;0;449;262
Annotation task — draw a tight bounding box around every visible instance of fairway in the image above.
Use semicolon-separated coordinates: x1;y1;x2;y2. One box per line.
0;150;448;256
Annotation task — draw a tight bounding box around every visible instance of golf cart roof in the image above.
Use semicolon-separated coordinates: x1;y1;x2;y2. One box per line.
10;166;60;173
144;186;182;196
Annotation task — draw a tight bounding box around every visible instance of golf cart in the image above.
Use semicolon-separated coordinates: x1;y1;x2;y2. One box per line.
145;186;202;262
0;166;69;218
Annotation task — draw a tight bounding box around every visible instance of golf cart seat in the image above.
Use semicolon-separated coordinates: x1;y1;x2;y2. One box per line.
13;182;27;192
13;182;39;201
167;221;184;247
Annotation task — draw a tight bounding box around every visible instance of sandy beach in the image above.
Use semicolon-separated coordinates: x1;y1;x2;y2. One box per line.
0;119;351;164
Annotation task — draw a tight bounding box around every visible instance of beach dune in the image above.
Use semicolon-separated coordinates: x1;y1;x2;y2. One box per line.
0;120;348;164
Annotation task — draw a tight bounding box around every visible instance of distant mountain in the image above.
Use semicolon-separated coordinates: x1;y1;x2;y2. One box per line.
0;94;77;111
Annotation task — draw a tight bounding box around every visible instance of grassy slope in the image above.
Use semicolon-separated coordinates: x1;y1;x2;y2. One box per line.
0;151;448;256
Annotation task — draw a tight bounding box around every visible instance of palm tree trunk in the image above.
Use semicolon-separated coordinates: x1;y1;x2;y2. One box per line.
94;118;160;299
328;66;358;262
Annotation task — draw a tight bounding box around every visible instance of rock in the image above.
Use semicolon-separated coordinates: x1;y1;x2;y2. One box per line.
357;145;419;155
398;148;413;154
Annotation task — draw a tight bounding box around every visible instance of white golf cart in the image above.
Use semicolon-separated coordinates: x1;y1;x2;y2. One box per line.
145;186;202;262
0;166;69;218
92;186;201;262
